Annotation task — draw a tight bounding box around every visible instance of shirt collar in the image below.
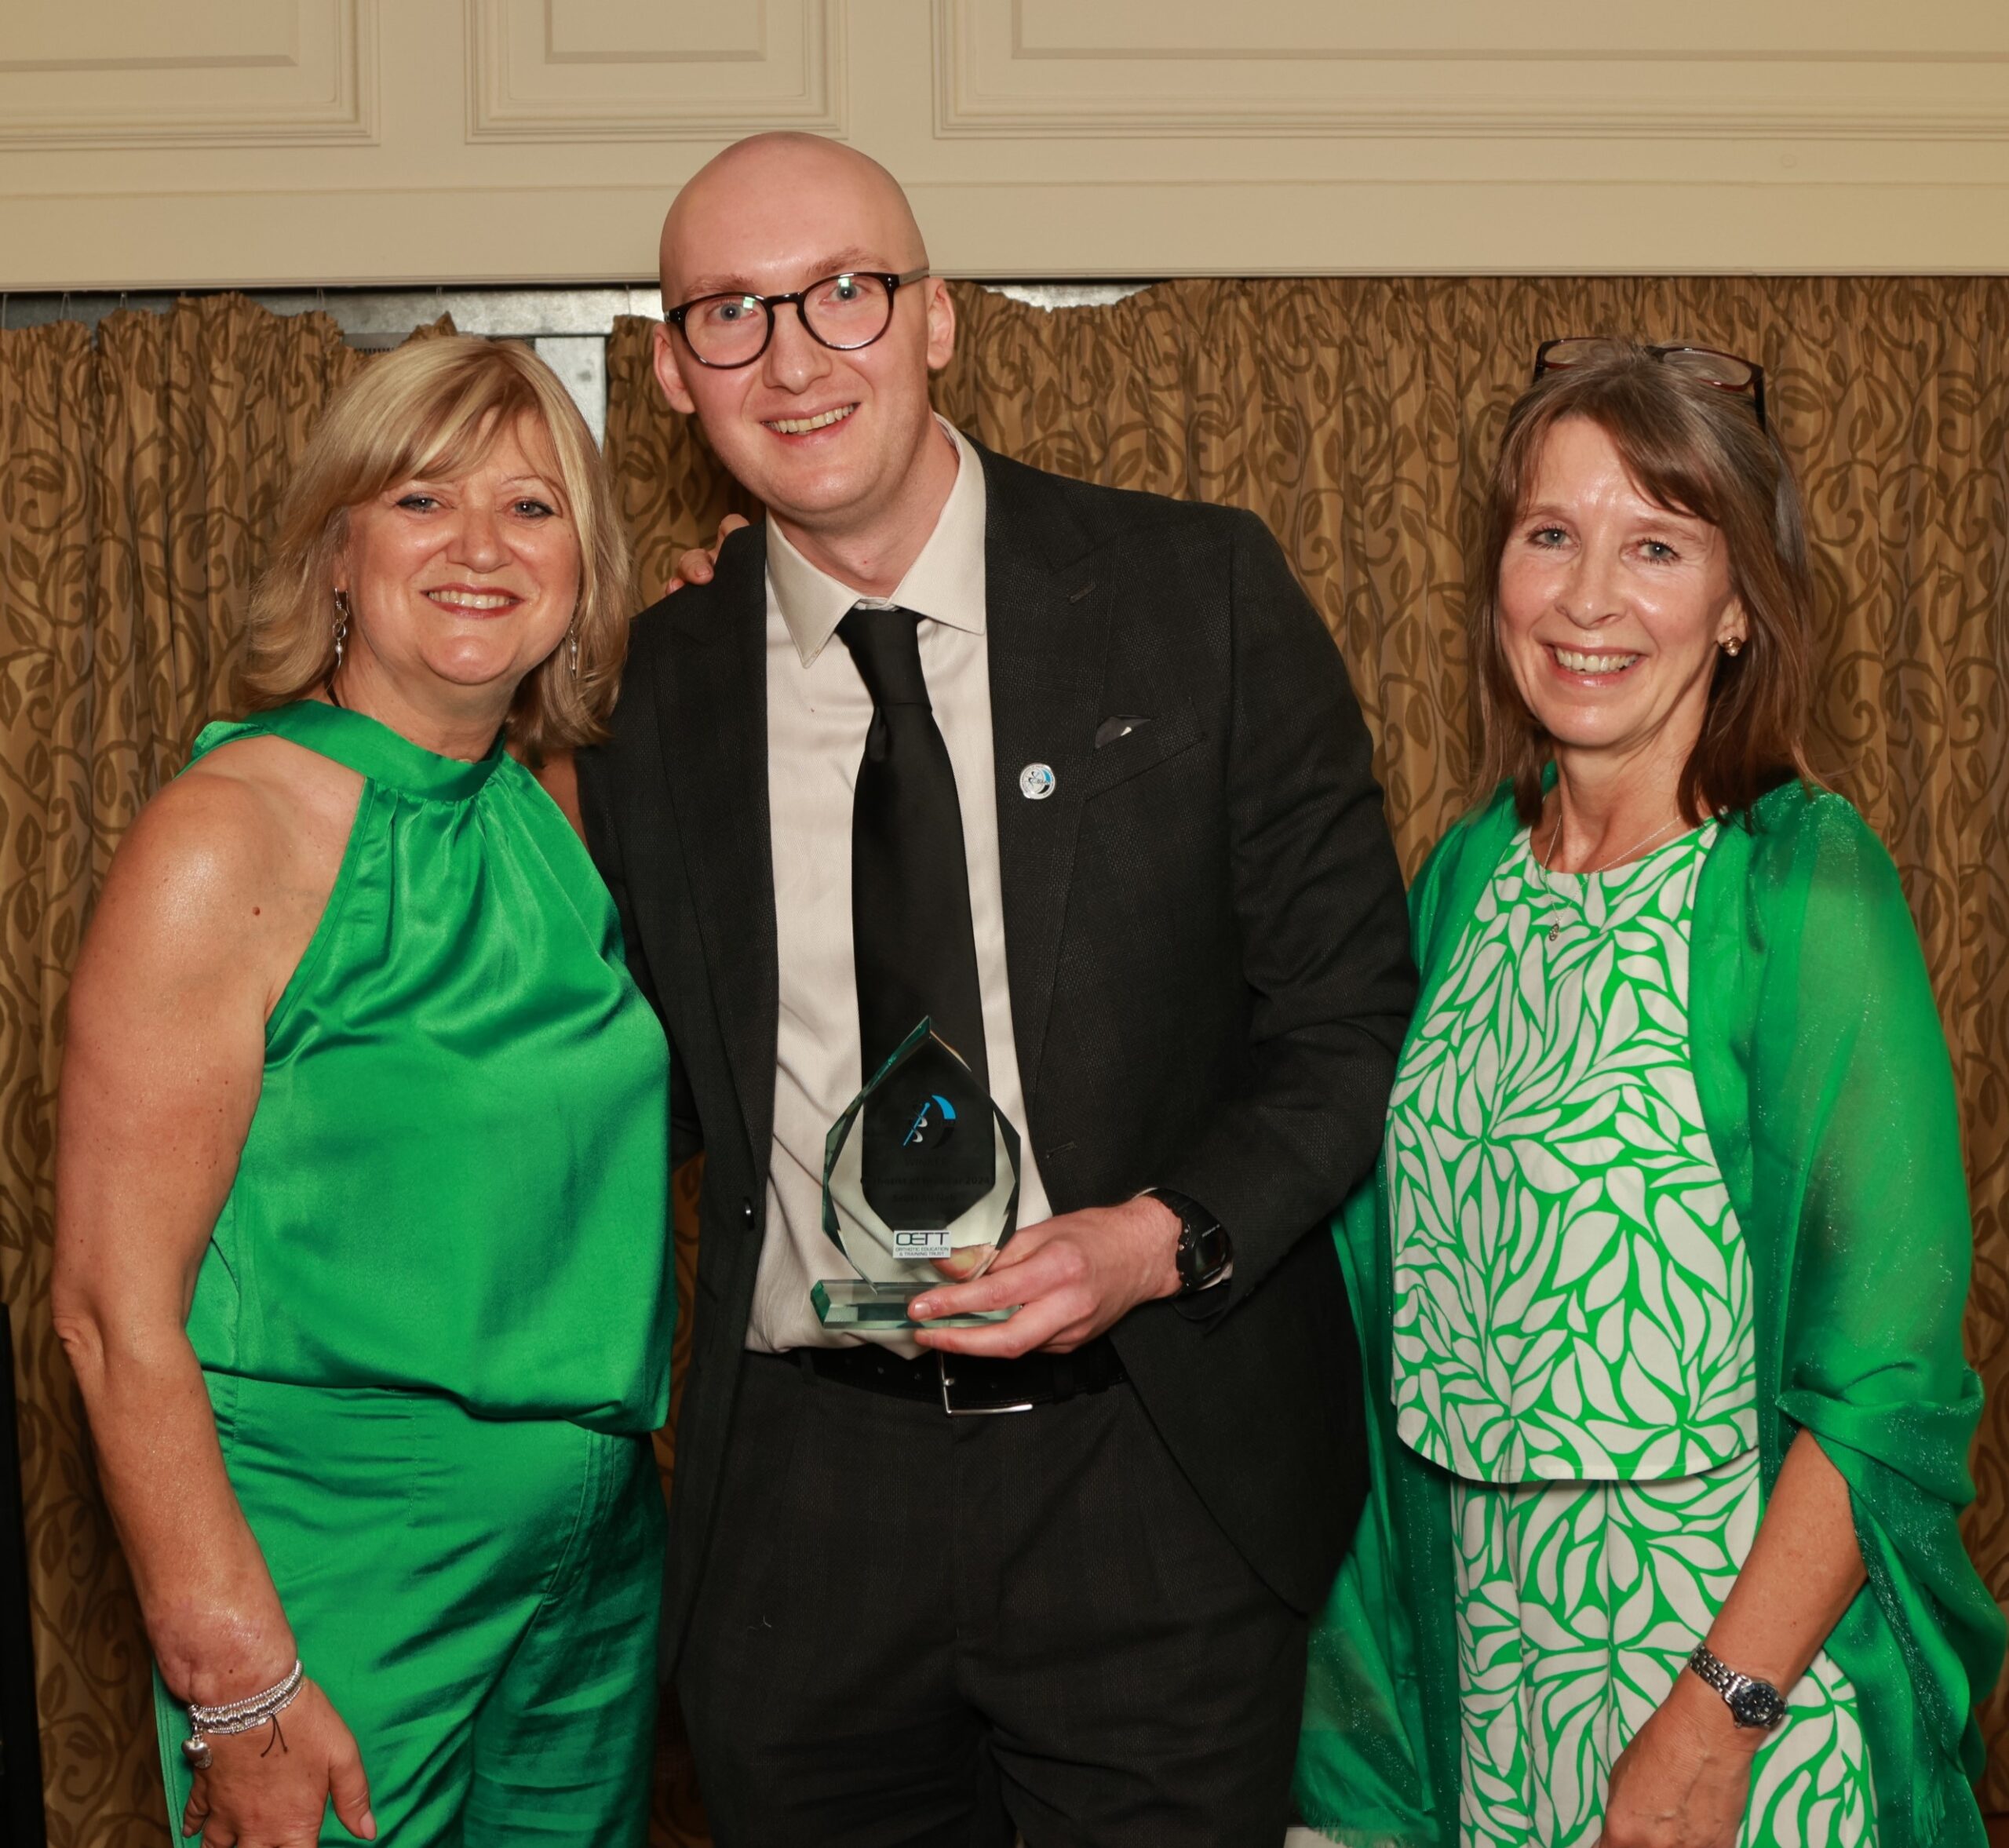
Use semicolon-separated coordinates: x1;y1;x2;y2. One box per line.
767;417;987;668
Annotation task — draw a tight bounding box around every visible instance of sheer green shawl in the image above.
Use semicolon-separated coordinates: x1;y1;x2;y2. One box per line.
1295;780;2004;1848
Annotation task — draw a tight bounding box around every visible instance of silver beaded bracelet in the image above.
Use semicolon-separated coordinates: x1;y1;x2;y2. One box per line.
181;1659;305;1770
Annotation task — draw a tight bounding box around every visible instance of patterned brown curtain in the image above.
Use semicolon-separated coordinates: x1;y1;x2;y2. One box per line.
6;279;2007;1843
604;275;2009;1802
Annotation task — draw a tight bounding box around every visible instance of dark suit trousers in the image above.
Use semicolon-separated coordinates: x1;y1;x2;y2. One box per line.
677;1352;1310;1848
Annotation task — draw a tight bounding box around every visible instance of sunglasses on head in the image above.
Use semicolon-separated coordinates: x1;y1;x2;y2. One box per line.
1533;337;1767;430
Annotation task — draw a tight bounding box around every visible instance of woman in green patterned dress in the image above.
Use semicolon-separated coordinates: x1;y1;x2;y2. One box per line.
1296;342;2003;1848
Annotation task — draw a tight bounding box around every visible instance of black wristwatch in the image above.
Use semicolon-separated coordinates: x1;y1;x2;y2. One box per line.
1686;1644;1788;1730
1144;1188;1233;1294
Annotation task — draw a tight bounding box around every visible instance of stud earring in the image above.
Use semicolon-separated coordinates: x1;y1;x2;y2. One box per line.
332;589;351;671
1719;635;1744;658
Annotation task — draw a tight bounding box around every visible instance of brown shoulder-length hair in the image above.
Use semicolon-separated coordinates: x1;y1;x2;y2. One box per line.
1473;341;1818;825
238;334;633;764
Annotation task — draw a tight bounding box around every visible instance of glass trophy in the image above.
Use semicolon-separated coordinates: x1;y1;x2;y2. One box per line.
811;1018;1023;1330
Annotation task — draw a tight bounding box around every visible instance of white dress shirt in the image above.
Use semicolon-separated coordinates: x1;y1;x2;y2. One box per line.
747;420;1054;1353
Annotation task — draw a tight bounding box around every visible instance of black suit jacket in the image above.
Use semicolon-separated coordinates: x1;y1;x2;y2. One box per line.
578;441;1416;1661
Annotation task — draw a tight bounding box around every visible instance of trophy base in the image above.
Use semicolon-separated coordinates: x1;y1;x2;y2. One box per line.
811;1279;1015;1330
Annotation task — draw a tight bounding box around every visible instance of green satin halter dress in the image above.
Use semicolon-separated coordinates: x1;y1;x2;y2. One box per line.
150;699;674;1844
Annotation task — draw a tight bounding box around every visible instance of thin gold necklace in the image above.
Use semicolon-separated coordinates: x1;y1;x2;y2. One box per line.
1534;809;1687;945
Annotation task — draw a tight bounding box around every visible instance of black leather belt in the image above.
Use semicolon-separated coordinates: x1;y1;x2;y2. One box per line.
786;1336;1128;1417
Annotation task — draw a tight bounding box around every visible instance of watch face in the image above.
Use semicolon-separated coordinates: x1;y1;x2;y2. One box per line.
1176;1220;1228;1287
1727;1681;1786;1730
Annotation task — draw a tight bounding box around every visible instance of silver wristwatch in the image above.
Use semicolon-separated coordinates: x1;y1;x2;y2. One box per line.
1686;1643;1787;1730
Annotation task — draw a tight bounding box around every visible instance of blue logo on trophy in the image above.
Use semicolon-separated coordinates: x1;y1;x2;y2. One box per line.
902;1094;957;1149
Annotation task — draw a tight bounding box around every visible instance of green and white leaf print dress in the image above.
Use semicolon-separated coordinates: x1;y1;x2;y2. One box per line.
1387;826;1875;1848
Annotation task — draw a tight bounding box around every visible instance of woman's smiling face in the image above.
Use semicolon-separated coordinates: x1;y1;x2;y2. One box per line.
334;415;581;704
1496;414;1748;776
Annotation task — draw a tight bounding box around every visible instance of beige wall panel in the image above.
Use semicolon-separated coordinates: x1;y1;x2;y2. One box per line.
468;0;844;139
0;0;374;146
939;0;2009;137
1;0;2007;284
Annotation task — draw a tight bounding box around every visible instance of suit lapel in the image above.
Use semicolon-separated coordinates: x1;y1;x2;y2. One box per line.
981;449;1112;1113
654;523;778;1168
650;457;1108;1170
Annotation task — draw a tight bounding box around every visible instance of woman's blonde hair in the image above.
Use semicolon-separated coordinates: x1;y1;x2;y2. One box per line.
239;334;633;762
1472;341;1818;826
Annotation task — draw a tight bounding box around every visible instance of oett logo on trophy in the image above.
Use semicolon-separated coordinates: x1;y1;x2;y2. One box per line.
811;1019;1022;1330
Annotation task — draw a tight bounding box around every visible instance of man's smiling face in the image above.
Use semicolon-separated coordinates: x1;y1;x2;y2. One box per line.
653;136;956;545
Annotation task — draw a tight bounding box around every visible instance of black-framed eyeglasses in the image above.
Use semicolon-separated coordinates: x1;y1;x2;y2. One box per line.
666;267;932;370
1533;336;1767;430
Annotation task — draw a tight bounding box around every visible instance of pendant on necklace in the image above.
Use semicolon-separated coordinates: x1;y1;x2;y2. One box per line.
1548;917;1563;945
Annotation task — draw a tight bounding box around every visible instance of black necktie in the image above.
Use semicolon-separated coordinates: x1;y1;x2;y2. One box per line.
838;605;992;1227
839;604;990;1082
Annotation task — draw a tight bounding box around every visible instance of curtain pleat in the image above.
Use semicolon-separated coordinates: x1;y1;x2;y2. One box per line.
605;274;2009;1807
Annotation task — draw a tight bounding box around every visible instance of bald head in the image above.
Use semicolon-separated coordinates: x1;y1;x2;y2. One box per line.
649;132;957;574
660;134;928;305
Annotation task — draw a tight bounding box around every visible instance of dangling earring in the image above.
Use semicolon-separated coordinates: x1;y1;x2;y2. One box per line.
332;589;351;671
1719;635;1744;658
567;626;580;680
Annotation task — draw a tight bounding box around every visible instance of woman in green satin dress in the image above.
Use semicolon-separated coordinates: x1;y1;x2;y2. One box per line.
52;336;674;1846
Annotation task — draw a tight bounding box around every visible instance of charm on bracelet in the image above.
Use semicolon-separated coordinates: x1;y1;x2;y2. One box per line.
182;1657;306;1769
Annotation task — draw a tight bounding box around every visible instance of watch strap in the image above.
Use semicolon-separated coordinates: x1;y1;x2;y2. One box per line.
1686;1643;1787;1730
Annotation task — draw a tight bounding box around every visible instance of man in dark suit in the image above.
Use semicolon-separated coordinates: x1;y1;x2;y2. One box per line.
576;131;1415;1847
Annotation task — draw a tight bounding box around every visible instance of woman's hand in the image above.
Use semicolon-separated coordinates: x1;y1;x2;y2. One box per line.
181;1679;374;1846
663;512;749;593
1595;1670;1759;1848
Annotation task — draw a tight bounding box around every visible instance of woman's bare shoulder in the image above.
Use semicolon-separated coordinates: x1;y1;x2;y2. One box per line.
177;730;363;816
134;736;354;879
85;736;363;993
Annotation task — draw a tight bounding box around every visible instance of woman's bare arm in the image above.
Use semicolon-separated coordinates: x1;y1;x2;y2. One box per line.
56;771;303;1693
1700;1427;1866;1697
1598;1429;1865;1848
52;749;374;1839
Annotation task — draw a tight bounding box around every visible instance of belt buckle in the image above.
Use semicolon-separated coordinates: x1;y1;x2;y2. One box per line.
936;1352;1033;1418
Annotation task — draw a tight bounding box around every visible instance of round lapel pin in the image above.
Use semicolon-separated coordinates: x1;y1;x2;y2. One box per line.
1019;763;1056;801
